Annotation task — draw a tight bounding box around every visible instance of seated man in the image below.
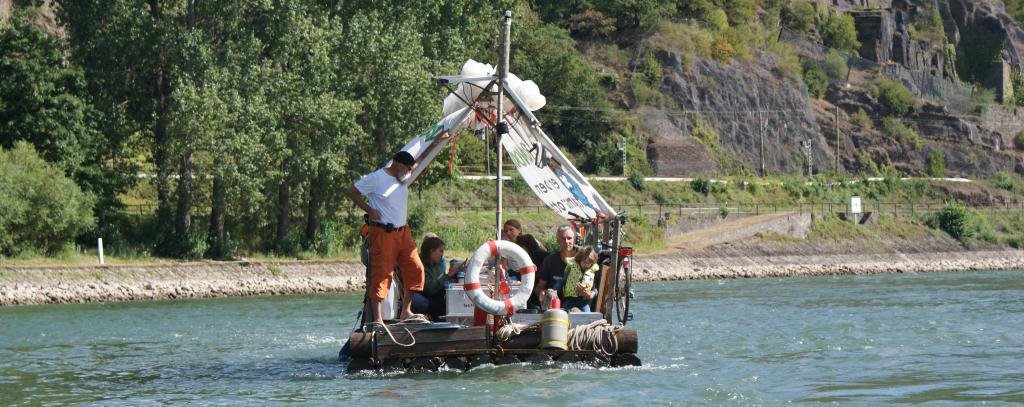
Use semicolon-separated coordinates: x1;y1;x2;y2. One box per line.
533;225;594;309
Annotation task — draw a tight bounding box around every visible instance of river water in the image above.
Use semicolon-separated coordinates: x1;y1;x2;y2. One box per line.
2;270;1023;405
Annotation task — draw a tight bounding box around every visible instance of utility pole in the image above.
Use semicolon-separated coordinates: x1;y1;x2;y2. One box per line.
759;110;766;177
801;139;813;178
618;136;627;177
834;105;840;175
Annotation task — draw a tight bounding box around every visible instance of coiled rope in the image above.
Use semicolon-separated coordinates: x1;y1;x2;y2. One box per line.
495;322;535;342
369;314;431;347
567;319;621;356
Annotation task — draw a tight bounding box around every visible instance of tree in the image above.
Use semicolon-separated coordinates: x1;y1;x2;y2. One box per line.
821;14;860;53
513;17;622;172
0;142;96;256
595;0;675;29
801;61;828;98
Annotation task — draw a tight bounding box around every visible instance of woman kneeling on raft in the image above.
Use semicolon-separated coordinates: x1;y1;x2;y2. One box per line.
411;236;464;320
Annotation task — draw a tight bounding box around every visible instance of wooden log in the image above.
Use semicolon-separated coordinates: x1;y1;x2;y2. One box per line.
523;353;552;364
616;329;638;354
406;357;439;372
443;356;468;370
345;357;375;373
375;326;487;360
348;332;373;359
500;328;638;354
466;354;491;369
494;353;520;365
611;353;641;367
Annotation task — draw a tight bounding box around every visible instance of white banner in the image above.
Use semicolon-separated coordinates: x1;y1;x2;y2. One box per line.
500;112;615;220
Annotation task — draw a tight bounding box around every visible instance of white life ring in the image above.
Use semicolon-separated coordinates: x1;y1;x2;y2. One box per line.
463;240;536;316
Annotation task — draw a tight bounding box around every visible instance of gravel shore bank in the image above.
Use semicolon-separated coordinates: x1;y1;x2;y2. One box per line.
3;247;1023;306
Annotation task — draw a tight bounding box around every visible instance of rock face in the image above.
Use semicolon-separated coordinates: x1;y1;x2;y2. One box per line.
644;0;1024;178
651;51;830;176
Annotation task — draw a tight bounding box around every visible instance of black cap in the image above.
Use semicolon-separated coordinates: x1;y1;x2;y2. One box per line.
392;151;415;166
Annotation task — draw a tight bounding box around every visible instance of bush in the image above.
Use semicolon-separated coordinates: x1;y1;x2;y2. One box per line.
0;142;96;256
823;50;849;81
783;0;818;34
1015;130;1024;151
691;177;711;196
936;201;972;241
628;172;646;191
851;109;872;129
878;80;914;116
994;171;1016;191
639;50;662;86
882;118;922;150
821;14;861;52
801;61;828;98
926;150;946;177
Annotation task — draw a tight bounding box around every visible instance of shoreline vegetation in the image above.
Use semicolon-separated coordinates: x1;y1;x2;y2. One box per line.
4;244;1022;306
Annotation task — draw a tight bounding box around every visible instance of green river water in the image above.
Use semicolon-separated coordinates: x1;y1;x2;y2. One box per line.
2;270;1024;405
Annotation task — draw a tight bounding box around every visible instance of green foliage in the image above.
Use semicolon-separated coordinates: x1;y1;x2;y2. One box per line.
1015;130;1024;151
707;8;730;31
851;109;872;129
691;177;711;196
1008;0;1024;26
935;201;973;241
639;50;663;85
594;0;675;29
515;16;624;173
957;34;1004;84
628;172;646;191
782;1;818;34
878;80;914;116
926;150;946;177
567;10;617;39
1010;70;1024;107
820;14;861;53
0;142;96;256
994;171;1016;192
971;87;997;113
882;118;922;150
823;50;848;81
910;7;946;43
801;60;828;98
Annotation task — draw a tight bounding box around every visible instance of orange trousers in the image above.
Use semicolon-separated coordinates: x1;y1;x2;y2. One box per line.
367;226;424;301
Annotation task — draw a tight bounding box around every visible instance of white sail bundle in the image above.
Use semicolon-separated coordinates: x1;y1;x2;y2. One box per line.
400;59;616;220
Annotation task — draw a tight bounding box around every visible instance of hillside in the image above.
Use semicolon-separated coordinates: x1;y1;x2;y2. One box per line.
553;0;1024;178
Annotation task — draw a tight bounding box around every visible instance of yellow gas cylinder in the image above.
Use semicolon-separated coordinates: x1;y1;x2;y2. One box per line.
540;297;569;350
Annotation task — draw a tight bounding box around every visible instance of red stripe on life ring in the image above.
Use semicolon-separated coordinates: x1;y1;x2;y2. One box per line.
503;299;514;316
487;240;499;258
517;265;537;275
463;282;481;291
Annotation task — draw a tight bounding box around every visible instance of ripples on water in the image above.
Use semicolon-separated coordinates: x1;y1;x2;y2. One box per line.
2;270;1023;405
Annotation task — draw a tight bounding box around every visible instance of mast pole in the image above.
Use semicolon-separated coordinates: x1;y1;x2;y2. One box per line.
495;10;511;240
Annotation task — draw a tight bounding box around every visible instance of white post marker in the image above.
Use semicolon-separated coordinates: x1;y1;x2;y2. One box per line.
850;196;862;214
97;238;105;265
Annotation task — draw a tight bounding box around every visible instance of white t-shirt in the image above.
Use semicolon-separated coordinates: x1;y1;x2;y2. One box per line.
354;168;408;227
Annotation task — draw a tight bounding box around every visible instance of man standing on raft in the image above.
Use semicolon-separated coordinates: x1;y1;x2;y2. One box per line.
347;150;425;324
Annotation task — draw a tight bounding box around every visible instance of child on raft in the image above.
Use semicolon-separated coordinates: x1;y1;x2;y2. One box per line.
558;246;598;312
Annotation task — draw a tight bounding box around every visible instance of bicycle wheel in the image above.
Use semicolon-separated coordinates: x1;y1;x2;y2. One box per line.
614;258;632;325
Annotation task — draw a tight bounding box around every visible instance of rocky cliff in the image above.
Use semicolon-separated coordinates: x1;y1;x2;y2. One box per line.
643;0;1024;178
